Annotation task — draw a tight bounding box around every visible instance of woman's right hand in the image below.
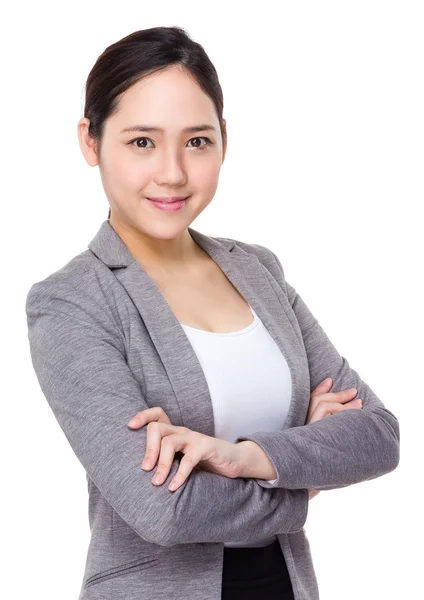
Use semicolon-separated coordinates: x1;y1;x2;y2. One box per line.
307;378;363;500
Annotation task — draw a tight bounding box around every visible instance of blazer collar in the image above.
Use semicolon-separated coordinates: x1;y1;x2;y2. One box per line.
87;219;236;268
87;219;309;435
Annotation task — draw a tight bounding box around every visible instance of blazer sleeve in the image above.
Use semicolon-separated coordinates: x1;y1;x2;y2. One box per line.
26;279;309;546
235;245;400;491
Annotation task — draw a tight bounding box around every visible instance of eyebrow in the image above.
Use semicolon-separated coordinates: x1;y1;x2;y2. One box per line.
120;124;217;134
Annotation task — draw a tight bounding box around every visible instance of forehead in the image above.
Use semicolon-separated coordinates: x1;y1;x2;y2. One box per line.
112;67;216;126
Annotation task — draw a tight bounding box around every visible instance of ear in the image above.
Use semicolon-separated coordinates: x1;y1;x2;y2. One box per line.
77;118;100;167
221;118;227;164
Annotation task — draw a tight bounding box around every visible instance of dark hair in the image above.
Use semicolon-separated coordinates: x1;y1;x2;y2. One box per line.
83;26;226;157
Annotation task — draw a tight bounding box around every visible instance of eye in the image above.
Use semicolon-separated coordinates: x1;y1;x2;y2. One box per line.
187;136;213;150
127;136;213;151
128;137;154;150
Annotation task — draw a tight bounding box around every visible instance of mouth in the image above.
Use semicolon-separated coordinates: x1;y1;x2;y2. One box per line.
146;196;189;212
146;196;189;203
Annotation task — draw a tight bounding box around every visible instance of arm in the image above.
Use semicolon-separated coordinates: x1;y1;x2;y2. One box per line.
238;440;278;480
235;245;400;491
26;279;308;546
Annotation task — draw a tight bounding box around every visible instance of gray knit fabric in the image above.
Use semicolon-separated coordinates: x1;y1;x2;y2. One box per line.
25;220;400;599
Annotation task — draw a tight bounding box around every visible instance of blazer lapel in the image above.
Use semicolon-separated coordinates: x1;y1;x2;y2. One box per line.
88;220;310;437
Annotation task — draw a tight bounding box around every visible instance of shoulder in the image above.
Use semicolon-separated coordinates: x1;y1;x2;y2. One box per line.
25;249;115;318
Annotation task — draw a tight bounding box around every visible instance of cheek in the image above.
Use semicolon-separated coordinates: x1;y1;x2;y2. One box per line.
104;153;150;191
190;159;221;192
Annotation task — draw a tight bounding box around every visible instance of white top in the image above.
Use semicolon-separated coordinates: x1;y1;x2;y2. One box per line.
180;304;292;548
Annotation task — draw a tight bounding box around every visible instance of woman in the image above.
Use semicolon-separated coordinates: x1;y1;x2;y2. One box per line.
26;27;400;600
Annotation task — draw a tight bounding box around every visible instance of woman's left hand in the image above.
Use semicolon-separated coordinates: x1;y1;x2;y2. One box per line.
127;407;246;491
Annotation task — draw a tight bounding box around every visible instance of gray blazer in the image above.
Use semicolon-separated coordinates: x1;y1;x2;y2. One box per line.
25;219;400;600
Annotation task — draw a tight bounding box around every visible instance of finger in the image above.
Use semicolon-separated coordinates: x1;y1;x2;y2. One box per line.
317;399;362;419
141;421;176;471
311;377;333;397
347;398;362;408
151;432;200;490
309;399;362;423
128;406;172;428
307;385;358;422
168;443;204;492
319;388;358;405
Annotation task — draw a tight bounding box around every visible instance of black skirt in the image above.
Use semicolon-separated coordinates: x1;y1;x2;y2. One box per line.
221;539;295;599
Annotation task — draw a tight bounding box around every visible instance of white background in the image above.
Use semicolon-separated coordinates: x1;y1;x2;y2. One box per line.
3;1;422;598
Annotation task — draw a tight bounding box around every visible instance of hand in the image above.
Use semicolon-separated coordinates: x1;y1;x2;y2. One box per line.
307;378;362;425
306;378;363;500
127;407;246;492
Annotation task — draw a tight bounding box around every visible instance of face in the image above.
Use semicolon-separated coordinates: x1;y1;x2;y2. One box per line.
78;65;227;245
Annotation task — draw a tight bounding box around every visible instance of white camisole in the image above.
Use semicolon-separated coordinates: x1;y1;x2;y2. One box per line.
180;303;292;548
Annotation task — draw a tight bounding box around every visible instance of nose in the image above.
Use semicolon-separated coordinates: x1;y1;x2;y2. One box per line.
153;147;187;188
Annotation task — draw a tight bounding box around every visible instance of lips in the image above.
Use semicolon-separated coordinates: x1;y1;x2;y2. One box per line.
146;197;187;212
147;196;188;203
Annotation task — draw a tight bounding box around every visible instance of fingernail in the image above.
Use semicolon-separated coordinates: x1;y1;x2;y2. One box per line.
128;417;139;427
324;377;332;384
152;473;163;484
169;480;178;491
